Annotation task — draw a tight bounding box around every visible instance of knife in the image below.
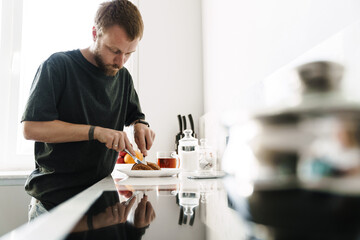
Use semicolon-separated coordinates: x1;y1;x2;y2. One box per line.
175;115;183;152
182;115;187;131
188;114;196;138
178;114;183;134
125;191;140;205
124;149;146;165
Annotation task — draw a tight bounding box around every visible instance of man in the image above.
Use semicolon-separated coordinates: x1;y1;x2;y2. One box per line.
22;0;155;220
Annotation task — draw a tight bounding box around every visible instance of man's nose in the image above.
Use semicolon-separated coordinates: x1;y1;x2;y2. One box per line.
114;53;125;67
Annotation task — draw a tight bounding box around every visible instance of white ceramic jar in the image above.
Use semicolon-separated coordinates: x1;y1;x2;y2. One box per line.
178;129;199;172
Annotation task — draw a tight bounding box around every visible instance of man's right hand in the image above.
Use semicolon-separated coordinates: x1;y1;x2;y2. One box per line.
94;126;135;155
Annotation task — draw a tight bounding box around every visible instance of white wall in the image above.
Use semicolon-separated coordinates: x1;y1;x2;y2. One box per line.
138;0;204;160
202;0;360;116
257;20;360;109
200;0;360;158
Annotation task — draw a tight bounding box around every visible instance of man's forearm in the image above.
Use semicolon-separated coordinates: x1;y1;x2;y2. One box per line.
23;120;90;143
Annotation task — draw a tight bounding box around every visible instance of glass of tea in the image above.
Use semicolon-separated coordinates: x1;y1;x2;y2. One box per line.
157;151;180;168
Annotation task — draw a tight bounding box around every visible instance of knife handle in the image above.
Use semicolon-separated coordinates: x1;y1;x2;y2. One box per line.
188;114;195;136
177;114;182;132
182;115;187;130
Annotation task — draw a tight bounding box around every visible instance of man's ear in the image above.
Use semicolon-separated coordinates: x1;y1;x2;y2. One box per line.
92;26;97;41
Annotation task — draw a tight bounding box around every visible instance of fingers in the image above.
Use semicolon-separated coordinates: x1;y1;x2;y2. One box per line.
135;134;147;156
145;130;155;150
116;203;125;222
124;137;136;156
141;194;148;204
115;134;126;152
108;196;137;224
124;196;136;217
135;195;147;215
145;201;155;222
133;194;156;228
112;134;120;151
113;200;133;224
96;127;131;152
151;131;156;145
134;125;155;157
105;206;113;218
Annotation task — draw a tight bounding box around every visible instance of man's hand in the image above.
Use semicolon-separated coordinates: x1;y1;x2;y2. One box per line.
94;126;135;155
134;195;155;228
92;197;136;229
134;124;155;157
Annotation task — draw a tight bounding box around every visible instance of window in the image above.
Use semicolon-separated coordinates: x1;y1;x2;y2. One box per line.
0;0;139;171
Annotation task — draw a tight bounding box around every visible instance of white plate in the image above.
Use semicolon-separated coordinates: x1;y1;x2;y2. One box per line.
115;163;134;171
117;168;181;177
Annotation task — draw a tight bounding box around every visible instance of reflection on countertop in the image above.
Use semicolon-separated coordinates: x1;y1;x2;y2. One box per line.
4;164;360;239
0;171;244;240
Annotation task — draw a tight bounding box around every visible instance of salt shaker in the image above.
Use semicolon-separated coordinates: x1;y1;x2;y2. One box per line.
178;129;199;172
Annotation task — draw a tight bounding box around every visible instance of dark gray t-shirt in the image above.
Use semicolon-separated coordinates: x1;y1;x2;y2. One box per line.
22;49;144;209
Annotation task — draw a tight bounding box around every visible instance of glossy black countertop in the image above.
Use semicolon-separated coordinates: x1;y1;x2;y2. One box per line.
4;168;360;240
1;170;244;240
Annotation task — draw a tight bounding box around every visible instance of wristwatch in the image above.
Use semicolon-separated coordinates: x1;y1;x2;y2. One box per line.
134;119;150;128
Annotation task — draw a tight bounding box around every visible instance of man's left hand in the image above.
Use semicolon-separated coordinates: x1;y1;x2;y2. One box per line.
134;123;155;157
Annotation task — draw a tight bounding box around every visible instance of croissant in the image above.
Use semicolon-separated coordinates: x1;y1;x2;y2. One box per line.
131;162;161;170
147;162;161;170
131;163;153;170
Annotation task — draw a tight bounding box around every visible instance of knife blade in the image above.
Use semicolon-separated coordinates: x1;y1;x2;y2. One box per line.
124;149;146;165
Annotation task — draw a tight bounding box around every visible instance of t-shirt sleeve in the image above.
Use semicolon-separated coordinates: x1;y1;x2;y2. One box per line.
124;79;145;126
21;59;63;122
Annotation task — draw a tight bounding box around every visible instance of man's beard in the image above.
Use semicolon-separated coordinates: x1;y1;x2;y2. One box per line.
93;49;120;76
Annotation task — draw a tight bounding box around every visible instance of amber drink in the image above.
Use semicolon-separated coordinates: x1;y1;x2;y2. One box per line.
157;151;179;168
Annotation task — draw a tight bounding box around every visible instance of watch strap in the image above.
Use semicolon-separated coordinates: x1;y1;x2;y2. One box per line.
134;119;150;128
88;126;95;141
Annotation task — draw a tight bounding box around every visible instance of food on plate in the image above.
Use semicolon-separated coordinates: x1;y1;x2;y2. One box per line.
131;163;153;170
147;162;161;170
124;150;143;164
131;161;161;171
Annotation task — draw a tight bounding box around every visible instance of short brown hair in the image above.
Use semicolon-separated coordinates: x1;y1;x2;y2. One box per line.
94;0;144;40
